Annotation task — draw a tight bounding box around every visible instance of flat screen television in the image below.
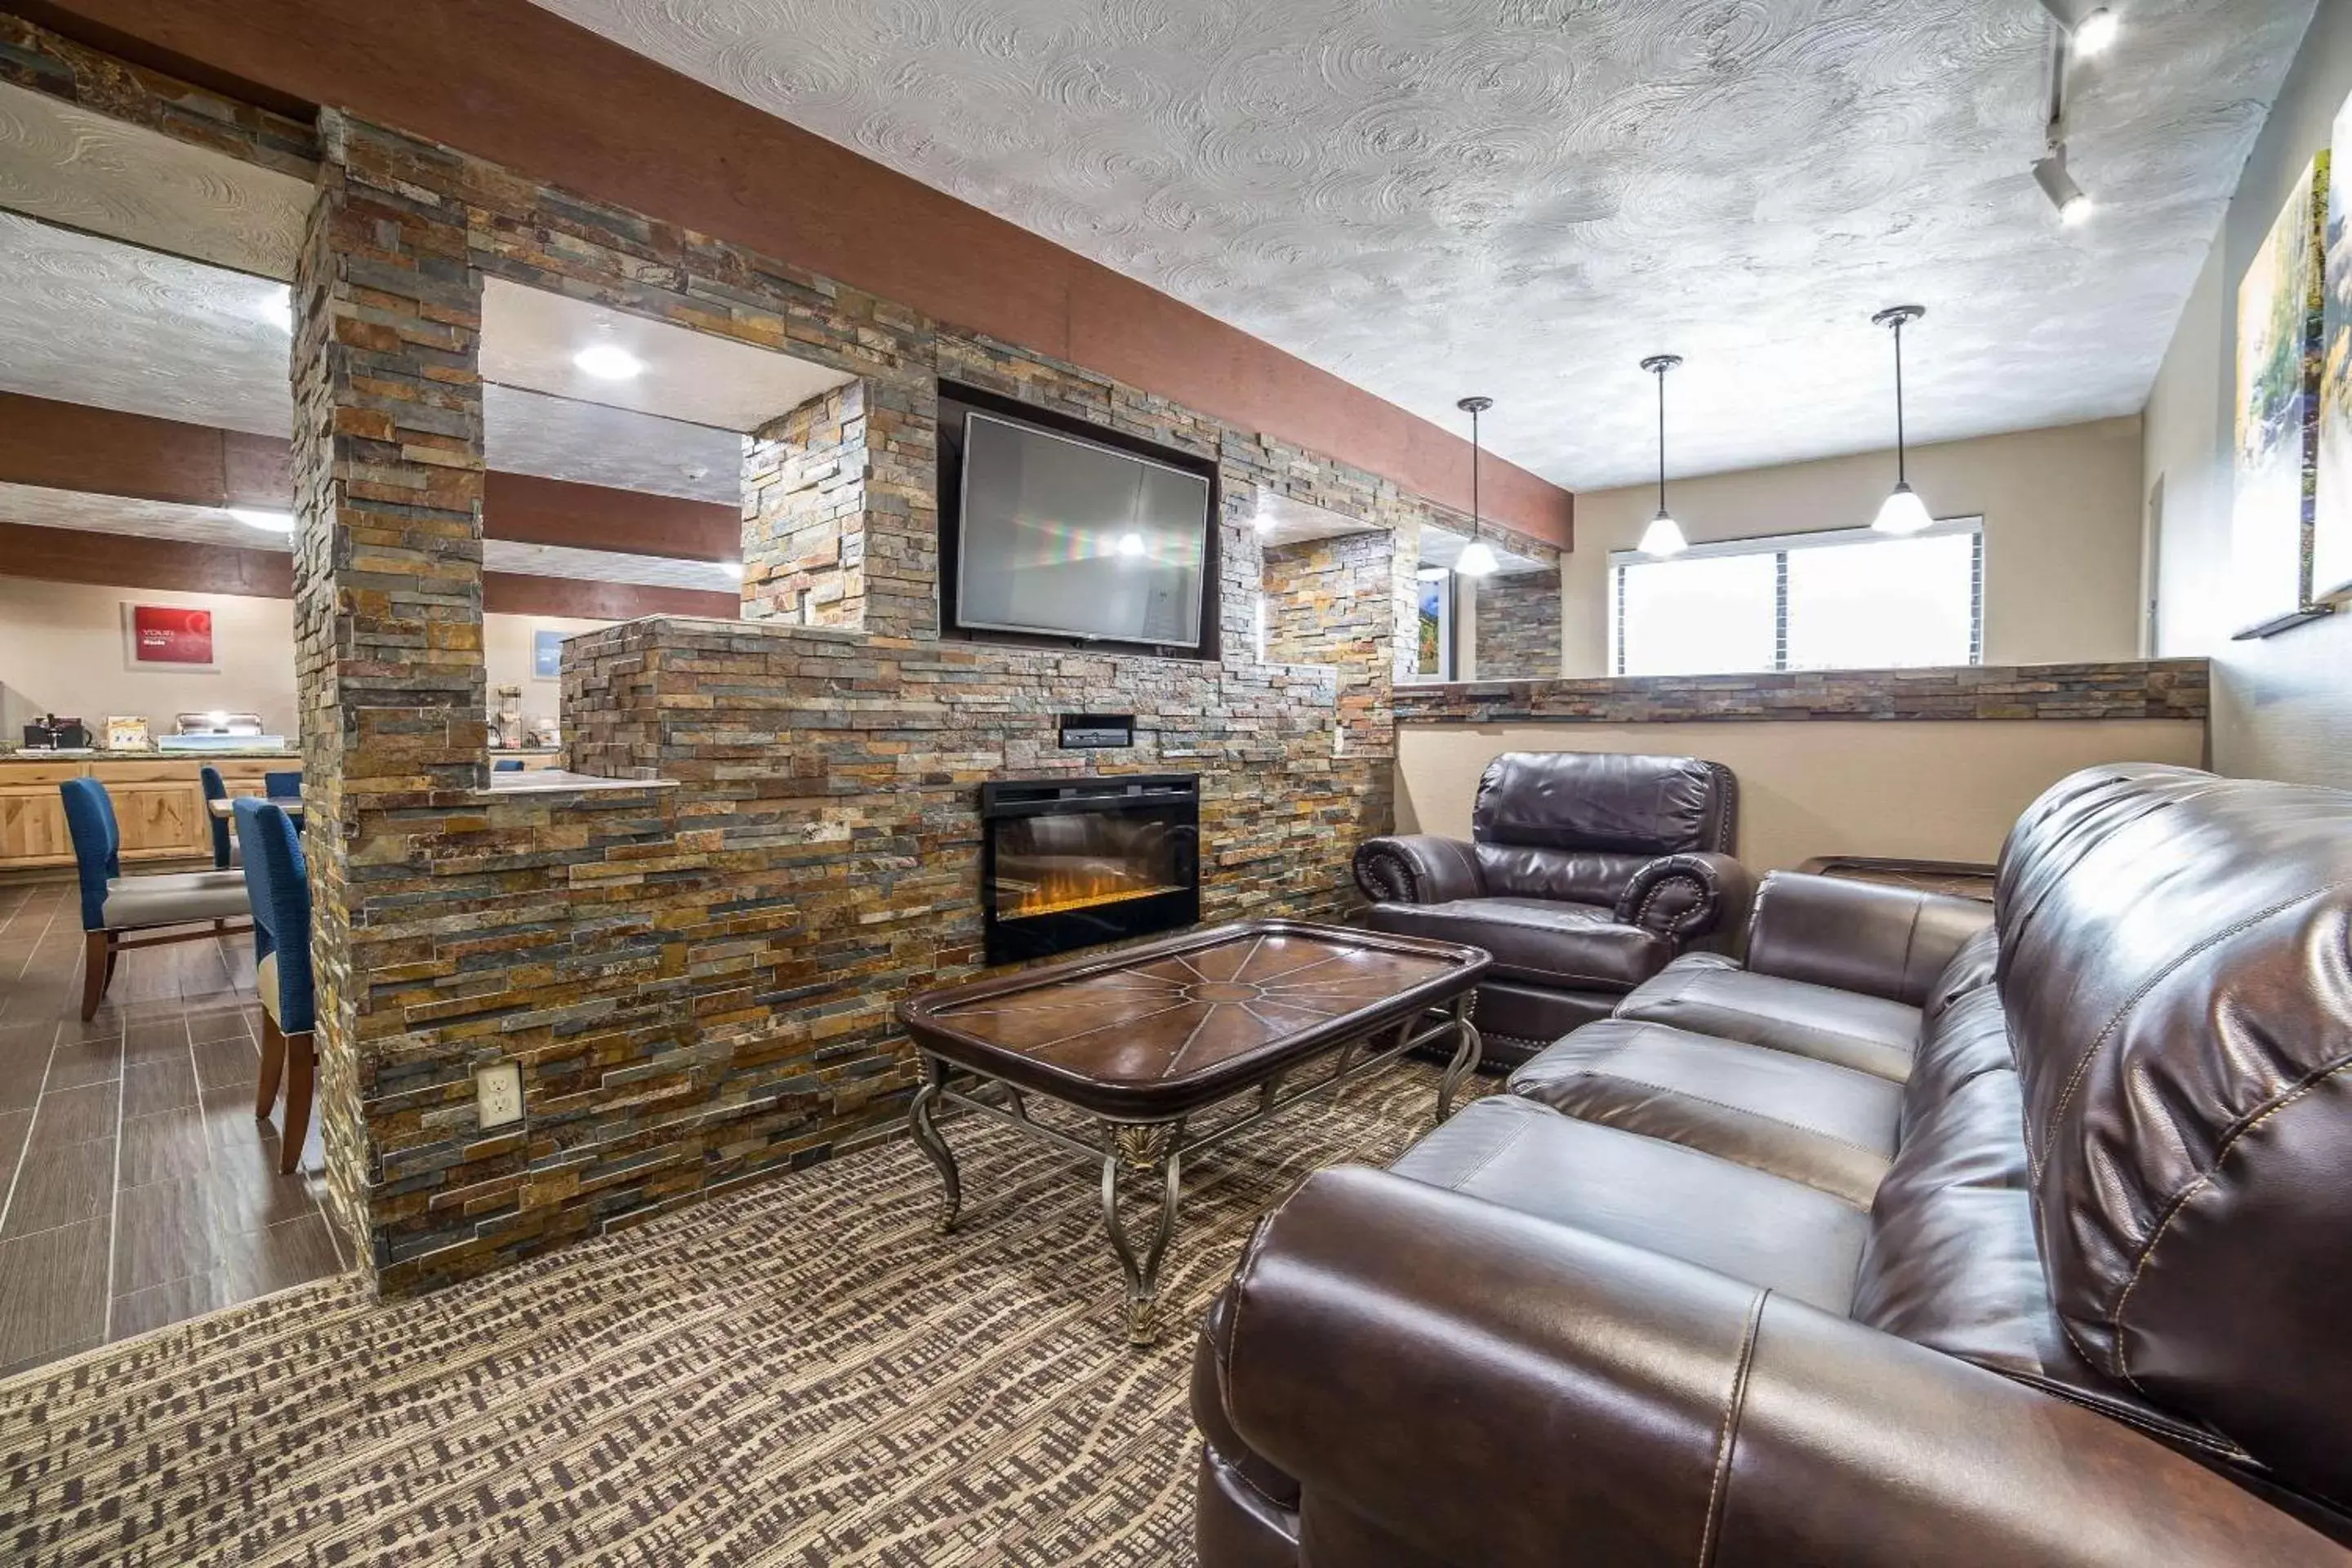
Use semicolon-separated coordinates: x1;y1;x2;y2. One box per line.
955;412;1211;648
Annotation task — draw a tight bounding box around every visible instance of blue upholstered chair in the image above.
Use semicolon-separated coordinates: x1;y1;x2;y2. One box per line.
493;758;525;772
198;765;234;869
234;798;316;1174
59;777;251;1019
264;769;302;799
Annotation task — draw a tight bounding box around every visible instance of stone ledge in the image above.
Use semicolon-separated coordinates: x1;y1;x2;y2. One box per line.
1393;658;2210;725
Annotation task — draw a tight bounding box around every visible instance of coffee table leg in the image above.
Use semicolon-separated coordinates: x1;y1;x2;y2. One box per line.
1100;1119;1183;1347
908;1054;962;1233
1437;993;1483;1121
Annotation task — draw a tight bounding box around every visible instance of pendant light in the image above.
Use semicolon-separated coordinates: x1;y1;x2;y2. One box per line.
1452;396;1499;577
1870;305;1934;535
1637;355;1688;557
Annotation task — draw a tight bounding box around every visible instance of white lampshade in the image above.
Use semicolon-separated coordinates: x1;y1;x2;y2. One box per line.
1453;538;1500;577
1637;510;1687;557
1873;482;1934;535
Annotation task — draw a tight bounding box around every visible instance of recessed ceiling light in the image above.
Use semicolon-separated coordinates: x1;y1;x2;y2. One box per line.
574;344;644;380
1415;565;1450;581
228;508;296;533
1116;532;1147;558
253;290;292;332
719;561;745;581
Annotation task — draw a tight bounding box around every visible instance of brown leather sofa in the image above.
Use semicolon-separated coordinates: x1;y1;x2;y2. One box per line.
1196;764;2352;1565
1353;751;1753;1066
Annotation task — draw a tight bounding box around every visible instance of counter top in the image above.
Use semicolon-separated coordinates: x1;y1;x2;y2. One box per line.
1392;658;2210;726
3;747;303;762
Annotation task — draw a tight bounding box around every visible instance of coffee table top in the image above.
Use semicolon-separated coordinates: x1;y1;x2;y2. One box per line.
898;919;1487;1118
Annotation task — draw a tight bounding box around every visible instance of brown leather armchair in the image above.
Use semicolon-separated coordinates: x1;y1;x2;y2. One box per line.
1197;764;2352;1565
1354;751;1753;1065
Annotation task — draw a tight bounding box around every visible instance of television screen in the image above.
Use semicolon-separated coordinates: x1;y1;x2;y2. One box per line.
956;412;1210;647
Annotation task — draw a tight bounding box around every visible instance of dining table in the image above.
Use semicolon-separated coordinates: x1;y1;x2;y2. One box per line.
207;794;305;822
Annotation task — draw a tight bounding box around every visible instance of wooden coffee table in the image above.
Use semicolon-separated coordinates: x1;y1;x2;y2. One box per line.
896;918;1489;1343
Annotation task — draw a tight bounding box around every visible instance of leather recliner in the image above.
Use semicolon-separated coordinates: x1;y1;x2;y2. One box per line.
1195;763;2352;1566
1353;751;1753;1065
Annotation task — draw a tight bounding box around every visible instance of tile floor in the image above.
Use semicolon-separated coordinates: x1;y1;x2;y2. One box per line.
0;880;348;1378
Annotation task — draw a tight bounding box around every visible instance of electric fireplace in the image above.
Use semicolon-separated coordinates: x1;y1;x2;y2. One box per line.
979;775;1200;964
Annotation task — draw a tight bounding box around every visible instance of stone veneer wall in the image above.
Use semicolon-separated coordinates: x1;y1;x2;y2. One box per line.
1472;568;1564;679
1262;532;1401;755
1392;658;2212;725
740;381;867;626
273;108;1487;1292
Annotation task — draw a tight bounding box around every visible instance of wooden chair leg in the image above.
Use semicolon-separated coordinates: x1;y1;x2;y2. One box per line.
278;1031;315;1177
80;931;109;1021
256;1014;285;1120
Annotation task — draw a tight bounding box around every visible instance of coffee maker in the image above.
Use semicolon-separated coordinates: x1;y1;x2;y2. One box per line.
20;714;91;750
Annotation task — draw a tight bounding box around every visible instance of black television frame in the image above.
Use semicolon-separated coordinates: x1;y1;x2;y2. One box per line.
937;381;1223;661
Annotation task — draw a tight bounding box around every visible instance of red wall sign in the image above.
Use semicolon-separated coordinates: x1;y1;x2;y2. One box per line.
130;605;216;666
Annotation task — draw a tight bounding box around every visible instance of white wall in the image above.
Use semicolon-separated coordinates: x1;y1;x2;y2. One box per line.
0;578;607;742
1563;417;2149;677
2144;0;2352;785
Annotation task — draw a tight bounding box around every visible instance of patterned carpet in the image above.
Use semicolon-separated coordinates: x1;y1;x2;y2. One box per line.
0;1062;1458;1566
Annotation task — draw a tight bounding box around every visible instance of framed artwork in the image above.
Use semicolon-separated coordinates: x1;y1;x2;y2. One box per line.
2232;154;2332;639
122;603;218;670
2319;96;2352;601
532;628;565;679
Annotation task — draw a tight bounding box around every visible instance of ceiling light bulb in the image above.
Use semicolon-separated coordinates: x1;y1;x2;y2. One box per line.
2073;6;2118;54
255;290;292;332
1637;510;1687;557
1116;531;1146;558
1415;565;1450;582
720;561;745;581
2034;149;2092;225
1873;483;1935;535
228;508;296;533
573;343;644;380
1454;538;1500;577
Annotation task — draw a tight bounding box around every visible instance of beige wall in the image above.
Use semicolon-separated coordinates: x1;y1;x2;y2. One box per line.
2143;0;2352;786
1562;416;2148;677
1396;719;2208;874
0;578;606;742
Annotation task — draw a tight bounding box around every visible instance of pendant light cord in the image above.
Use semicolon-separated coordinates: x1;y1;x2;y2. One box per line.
1655;366;1668;514
1470;405;1481;542
1893;317;1908;486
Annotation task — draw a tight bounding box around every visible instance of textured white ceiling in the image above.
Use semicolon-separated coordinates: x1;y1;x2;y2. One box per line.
0;481;742;590
533;0;2314;488
483;276;854;431
0;81;308;281
0;213;746;501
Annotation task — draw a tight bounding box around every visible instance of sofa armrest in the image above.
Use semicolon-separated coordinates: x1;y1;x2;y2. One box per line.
1613;851;1755;940
1743;870;1994;1005
1352;835;1482;905
1217;1167;2340;1568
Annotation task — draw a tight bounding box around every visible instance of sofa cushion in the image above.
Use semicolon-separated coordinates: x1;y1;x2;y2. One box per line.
1472;843;1653;907
1390;1094;1868;1313
1364;898;1673;992
102;871;251;931
1901;985;2017;1138
1471;751;1729;856
1612;952;1921;1083
1509;1020;1900;1208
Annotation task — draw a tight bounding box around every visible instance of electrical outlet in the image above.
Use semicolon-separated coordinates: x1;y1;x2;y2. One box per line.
475;1061;525;1130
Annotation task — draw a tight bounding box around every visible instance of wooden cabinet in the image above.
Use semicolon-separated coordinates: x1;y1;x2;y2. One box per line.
0;755;292;870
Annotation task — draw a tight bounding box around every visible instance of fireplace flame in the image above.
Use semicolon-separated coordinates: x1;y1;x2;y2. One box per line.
1004;862;1182;919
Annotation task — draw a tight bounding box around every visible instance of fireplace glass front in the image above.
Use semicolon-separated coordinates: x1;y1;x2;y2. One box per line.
980;776;1200;964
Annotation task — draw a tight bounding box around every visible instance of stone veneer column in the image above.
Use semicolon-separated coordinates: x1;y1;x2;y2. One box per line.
291;113;488;1263
741;380;870;627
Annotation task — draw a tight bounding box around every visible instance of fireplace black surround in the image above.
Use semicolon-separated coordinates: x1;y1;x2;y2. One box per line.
979;776;1201;964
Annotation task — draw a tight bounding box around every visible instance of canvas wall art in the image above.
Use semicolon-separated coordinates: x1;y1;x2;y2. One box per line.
2232;153;2328;637
2319;98;2352;601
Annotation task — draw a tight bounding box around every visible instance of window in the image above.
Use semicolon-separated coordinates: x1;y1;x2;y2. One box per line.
1609;519;1982;677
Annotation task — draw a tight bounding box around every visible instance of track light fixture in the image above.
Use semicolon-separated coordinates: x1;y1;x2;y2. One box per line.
1634;356;1689;558
2038;0;2118;56
2034;141;2093;225
1453;396;1499;577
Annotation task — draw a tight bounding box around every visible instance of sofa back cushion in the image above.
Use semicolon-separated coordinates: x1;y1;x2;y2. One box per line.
1996;763;2352;1505
1472;752;1732;858
1472;843;1655;906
